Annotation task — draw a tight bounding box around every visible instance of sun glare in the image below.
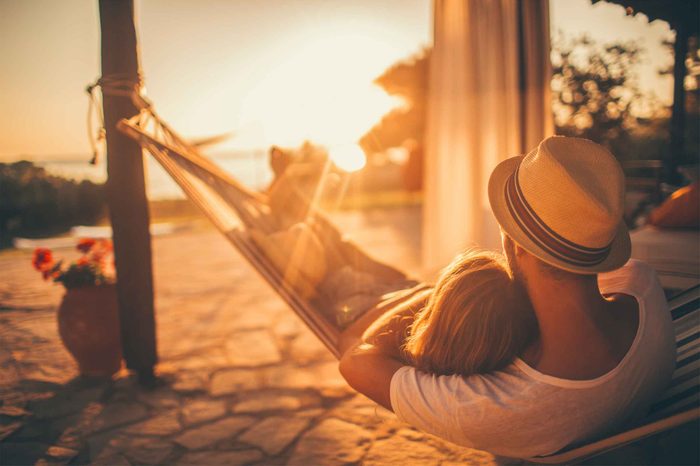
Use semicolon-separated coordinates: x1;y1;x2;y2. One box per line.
0;1;432;159
237;30;405;150
330;144;366;173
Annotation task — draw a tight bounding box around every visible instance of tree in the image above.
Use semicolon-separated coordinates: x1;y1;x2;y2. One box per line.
0;161;106;247
365;33;681;167
359;49;429;154
550;34;658;159
592;0;700;181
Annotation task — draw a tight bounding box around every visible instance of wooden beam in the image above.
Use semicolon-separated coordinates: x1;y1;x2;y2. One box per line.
99;0;158;383
668;23;688;185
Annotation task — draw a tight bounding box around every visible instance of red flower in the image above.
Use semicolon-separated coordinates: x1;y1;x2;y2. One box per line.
32;239;115;289
32;248;53;271
76;238;97;253
91;249;104;262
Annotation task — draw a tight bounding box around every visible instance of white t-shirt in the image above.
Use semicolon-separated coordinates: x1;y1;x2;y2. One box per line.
389;260;676;459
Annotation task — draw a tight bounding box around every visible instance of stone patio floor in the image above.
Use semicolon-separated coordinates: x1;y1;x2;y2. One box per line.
0;206;497;465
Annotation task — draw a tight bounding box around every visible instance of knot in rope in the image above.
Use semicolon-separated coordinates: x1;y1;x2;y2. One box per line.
85;73;152;165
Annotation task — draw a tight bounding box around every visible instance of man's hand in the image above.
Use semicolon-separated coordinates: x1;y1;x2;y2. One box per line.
338;289;431;410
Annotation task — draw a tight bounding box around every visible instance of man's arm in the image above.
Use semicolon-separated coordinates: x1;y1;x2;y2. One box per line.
338;289;431;410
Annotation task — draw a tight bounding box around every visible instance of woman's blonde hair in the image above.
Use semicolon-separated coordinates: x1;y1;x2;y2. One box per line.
404;250;536;376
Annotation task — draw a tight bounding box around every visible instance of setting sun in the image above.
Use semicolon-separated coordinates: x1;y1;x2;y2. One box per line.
329;143;367;172
235;26;412;149
0;0;431;159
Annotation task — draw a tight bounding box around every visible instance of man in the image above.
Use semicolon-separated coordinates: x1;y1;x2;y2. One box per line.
338;136;676;458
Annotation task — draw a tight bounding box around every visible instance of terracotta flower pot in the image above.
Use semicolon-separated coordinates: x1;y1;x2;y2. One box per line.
57;284;122;377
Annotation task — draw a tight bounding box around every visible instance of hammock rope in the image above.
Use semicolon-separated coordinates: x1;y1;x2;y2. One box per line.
85;73;151;165
85;69;424;354
115;101;425;357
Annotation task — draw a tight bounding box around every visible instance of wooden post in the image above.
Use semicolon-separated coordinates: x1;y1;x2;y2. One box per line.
99;0;158;383
668;22;688;185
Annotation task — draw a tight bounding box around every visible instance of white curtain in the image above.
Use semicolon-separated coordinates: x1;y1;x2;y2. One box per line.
422;0;554;273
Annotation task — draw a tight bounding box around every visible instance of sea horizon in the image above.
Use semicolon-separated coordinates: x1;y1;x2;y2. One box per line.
5;150;273;201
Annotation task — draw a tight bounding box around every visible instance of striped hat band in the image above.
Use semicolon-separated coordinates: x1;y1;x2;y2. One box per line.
504;166;612;267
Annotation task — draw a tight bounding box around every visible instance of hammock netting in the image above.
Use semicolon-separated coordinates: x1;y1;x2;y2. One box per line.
117;106;429;358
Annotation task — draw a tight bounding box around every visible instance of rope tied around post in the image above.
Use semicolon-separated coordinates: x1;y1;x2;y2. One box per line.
86;72;151;165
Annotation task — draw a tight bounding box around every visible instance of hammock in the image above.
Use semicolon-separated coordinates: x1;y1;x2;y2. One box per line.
117;107;428;358
116;102;700;463
117;104;699;463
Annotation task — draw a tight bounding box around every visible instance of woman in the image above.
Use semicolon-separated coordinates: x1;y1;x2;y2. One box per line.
403;250;537;376
339;249;537;385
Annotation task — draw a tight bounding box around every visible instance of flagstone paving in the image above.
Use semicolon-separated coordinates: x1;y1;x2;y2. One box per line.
0;206;497;465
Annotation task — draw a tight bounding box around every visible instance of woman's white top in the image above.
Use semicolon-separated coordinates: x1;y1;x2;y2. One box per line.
389;260;676;458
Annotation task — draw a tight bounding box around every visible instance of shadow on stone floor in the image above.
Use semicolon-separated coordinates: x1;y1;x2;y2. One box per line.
2;373;198;465
1;375;113;465
1;214;498;466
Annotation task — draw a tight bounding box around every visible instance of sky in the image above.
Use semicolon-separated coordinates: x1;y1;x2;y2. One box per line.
0;0;675;161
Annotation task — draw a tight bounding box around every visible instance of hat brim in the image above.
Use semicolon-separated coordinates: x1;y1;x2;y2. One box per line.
488;155;631;275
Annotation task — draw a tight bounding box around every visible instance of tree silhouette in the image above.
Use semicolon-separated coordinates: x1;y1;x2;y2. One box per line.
363;35;670;164
550;34;657;159
359;49;429;154
0;162;106;247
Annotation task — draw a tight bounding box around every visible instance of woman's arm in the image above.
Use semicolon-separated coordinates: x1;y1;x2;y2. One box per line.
338;343;404;410
338;289;431;410
338;288;431;356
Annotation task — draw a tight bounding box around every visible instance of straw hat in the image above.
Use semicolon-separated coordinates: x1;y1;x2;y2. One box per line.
488;136;630;274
